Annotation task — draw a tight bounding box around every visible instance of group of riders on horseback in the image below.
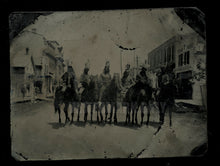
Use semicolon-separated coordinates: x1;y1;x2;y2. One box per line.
54;60;177;127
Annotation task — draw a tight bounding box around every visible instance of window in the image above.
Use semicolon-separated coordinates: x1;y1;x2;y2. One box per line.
159;50;162;64
167;47;171;62
178;54;183;66
164;48;167;64
185;51;190;64
153;53;156;67
183;52;187;65
156;52;159;66
179;51;190;67
171;45;175;61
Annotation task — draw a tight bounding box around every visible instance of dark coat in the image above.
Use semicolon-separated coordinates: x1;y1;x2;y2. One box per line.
158;82;176;104
61;72;79;103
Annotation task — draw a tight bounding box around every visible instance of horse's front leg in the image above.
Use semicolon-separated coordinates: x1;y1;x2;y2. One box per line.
131;102;135;125
70;102;75;124
64;102;70;124
90;103;94;123
95;103;99;123
84;102;88;123
146;102;151;126
58;106;61;123
140;103;144;126
124;103;128;124
99;102;104;123
135;104;139;125
104;103;108;123
114;102;118;124
77;102;81;122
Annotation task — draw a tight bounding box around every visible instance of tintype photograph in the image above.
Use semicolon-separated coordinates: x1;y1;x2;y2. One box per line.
9;8;207;160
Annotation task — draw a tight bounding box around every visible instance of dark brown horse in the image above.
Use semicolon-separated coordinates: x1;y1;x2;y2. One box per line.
98;73;122;124
54;71;80;124
123;80;153;126
80;75;100;123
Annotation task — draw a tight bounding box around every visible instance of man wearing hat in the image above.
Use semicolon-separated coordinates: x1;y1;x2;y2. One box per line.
99;61;112;122
136;66;149;85
80;61;91;90
121;64;135;89
79;61;92;122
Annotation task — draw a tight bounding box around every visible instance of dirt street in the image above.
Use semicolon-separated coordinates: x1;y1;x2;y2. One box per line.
10;100;207;160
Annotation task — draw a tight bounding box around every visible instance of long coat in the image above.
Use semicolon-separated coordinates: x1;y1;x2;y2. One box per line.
99;72;111;102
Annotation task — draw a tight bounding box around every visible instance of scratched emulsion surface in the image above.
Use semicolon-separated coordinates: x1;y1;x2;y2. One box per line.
10;8;207;160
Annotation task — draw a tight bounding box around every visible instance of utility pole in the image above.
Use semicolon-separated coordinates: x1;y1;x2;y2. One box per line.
120;49;123;76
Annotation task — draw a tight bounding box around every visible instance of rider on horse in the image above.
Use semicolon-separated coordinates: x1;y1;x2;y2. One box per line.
61;66;79;123
121;64;135;89
79;61;92;122
134;66;151;96
99;61;112;101
80;61;91;102
99;61;112;122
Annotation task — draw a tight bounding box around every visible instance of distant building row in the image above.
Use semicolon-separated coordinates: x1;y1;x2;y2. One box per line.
10;30;65;103
148;32;206;107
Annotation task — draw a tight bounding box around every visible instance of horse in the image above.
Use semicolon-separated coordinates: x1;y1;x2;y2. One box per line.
107;73;122;124
54;72;80;124
97;71;112;123
80;75;100;123
123;80;153;126
54;85;64;123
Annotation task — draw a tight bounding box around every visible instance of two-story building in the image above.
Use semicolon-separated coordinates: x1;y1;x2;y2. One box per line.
10;30;65;102
148;32;206;107
10;48;35;103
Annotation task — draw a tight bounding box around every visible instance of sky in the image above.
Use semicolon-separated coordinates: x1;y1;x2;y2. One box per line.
21;8;195;77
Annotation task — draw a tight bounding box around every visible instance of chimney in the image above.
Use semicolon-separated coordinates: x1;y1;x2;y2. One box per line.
26;47;29;55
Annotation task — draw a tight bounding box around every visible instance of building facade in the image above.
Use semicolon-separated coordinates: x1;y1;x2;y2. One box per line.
148;32;206;107
10;48;35;103
10;30;65;102
148;36;176;73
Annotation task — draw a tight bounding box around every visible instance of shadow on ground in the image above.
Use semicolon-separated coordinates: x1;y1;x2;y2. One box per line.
48;119;161;131
48;122;65;129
